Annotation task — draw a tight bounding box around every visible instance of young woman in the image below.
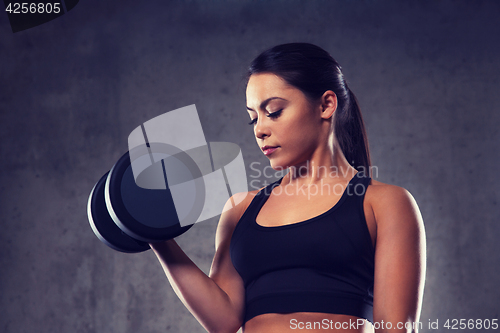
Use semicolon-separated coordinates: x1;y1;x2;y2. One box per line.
150;43;426;333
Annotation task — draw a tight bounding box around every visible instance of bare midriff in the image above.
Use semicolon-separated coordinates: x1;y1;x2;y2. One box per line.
243;312;374;333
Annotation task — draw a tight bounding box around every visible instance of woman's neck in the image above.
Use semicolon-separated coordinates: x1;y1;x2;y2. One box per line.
282;144;357;187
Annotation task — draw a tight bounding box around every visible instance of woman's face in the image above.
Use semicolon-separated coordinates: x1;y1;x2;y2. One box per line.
246;73;325;170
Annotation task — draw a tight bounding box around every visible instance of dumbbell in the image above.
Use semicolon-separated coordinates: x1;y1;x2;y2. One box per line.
87;150;194;253
87;105;248;253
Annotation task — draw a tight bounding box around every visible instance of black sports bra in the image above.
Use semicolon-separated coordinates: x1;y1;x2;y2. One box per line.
230;173;375;323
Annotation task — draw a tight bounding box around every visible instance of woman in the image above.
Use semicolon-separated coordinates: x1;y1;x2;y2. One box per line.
150;43;426;333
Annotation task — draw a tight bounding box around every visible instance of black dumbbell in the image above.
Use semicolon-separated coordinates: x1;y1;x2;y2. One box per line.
87;151;193;253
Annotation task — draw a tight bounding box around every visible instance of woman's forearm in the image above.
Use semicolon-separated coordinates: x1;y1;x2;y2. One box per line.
150;240;242;333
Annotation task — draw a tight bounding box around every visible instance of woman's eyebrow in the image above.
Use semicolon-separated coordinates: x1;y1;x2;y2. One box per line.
246;97;287;111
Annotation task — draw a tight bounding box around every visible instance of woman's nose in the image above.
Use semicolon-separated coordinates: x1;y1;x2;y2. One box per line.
254;118;270;139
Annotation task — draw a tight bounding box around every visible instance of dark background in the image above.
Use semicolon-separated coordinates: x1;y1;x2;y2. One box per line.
1;1;499;332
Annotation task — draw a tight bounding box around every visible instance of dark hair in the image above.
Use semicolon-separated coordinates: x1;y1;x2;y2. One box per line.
247;43;371;171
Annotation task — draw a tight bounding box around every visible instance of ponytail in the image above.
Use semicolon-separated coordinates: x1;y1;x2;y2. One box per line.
335;88;371;172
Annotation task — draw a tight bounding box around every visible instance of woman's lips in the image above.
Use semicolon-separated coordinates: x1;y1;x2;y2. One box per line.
262;146;279;156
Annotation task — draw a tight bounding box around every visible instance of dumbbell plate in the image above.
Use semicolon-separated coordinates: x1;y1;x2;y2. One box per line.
88;172;151;253
105;151;193;243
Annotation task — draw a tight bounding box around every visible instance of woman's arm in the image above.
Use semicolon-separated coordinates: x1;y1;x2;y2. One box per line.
150;192;252;333
370;184;426;333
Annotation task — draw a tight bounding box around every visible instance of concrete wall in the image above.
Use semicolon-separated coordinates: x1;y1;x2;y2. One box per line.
1;0;499;332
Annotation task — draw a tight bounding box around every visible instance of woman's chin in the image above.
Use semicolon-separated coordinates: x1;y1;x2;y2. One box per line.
268;160;289;172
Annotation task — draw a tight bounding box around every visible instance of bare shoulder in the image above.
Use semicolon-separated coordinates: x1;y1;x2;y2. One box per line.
224;190;261;224
365;179;423;229
214;189;260;247
366;178;418;207
366;178;415;200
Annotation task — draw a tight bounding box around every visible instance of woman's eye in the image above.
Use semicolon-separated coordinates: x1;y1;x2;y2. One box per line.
248;109;282;125
267;109;283;119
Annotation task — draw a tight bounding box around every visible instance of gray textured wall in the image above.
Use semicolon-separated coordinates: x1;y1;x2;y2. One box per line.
1;1;499;332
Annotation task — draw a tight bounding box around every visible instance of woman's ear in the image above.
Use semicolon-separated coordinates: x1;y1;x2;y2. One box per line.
320;90;337;119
